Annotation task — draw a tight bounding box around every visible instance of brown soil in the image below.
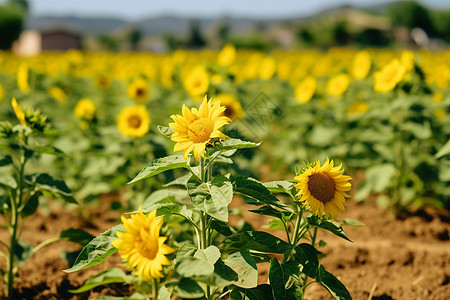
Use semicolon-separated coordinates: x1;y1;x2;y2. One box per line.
1;195;450;300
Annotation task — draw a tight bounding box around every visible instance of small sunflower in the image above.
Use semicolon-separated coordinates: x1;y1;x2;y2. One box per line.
95;74;112;89
169;98;231;161
48;86;68;104
295;76;316;103
352;50;371;79
374;59;406;93
128;78;150;103
294;159;352;219
0;82;4;102
11;98;27;126
112;207;175;280
118;106;150;138
184;65;210;100
218;44;236;67
213;94;244;120
326;74;350;96
17;63;29;93
347;101;369;115
74;98;96;121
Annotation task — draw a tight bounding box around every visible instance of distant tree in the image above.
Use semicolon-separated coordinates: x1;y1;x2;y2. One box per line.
163;33;182;51
217;20;230;43
0;4;24;50
388;1;436;36
355;28;390;47
332;21;351;45
187;19;206;48
99;34;119;52
128;27;142;51
9;0;28;12
297;27;314;45
433;11;450;43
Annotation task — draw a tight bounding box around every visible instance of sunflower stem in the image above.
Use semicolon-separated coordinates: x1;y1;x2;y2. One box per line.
152;278;159;299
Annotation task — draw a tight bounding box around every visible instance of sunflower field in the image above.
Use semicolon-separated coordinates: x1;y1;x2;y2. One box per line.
0;46;450;299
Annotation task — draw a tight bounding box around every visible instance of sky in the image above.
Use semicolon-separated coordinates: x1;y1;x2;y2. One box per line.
25;0;450;21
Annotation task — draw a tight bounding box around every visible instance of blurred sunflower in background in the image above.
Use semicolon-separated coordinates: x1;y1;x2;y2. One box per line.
17;63;29;93
326;74;350;96
95;73;112;89
374;59;406;93
127;78;150;103
74;98;96;122
0;83;4;102
48;86;68;104
352;50;371;79
184;65;210;101
217;44;236;67
112;207;175;280
169;98;231;161
294;158;352;219
117;106;150;138
295;76;316;103
347;101;369;115
213;94;244;120
11;98;26;126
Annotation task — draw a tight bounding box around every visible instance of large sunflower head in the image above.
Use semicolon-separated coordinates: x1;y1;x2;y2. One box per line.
169;98;231;161
117;106;150;138
294;159;352;220
112;207;175;280
127;78;150;103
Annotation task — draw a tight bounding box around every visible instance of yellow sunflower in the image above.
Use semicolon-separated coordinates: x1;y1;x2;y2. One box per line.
127;78;150;103
295;76;316;103
117;106;150;138
184;65;210;100
347;101;369;115
294;159;352;219
48;86;68;104
11;98;27;126
218;44;236;67
374;59;406;93
112;207;175;280
74;98;96;120
17;63;29;93
95;73;111;89
352;50;371;79
212;94;244;120
326;74;350;96
169;98;231;161
0;82;4;102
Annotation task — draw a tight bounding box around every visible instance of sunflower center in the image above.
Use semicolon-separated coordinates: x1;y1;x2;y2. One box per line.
193;79;203;88
128;115;142;128
136;230;158;260
224;105;235;119
187;118;214;143
136;88;145;96
308;173;335;203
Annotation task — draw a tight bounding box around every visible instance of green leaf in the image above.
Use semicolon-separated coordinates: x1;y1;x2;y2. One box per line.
163;173;191;187
216;138;261;151
176;243;197;261
224;250;258;288
307;215;352;242
263;181;294;194
140;202;183;216
96;293;148;300
268;259;302;300
157;125;175;137
20;192;40;218
435;139;450;158
129;155;188;184
64;224;123;273
340;218;365;227
0;154;12;167
243;231;293;253
187;175;233;222
172;278;204;299
231;176;285;208
193;258;238;287
210;219;233;236
249;206;293;220
69;268;130;293
16;241;33;266
230;284;274;300
0;174;17;189
25;173;76;204
60;228;95;246
318;265;352;300
194;246;221;266
158;286;171;300
176;257;214;277
142;188;187;206
365;164;396;193
292;243;319;279
34;146;67;157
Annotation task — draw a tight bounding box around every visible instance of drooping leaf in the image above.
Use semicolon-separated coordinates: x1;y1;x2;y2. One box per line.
158;286;171;300
0;174;17;189
263;181;294;194
187;175;232;222
69;268;130;293
193;258;238;287
210;219;233;236
19;192;40;218
268;259;302;300
292;243;319;278
16;241;32;266
157;125;175;137
64;224;123;273
340;218;365;227
243;231;293;253
248;206;293;221
129;155;188;184
318;265;352;300
307;215;352;242
60;228;95;246
231;176;285;208
224;250;258;288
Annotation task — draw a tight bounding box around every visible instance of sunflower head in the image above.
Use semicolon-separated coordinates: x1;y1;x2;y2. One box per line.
128;78;150;103
95;74;112;89
118;106;150;138
169;97;231;161
218;44;236;67
112;207;175;280
352;50;371;79
374;59;406;93
294;159;352;220
74;98;96;121
326;74;350;96
48;86;68;103
17;63;30;93
212;94;244;120
184;65;210;99
295;76;316;104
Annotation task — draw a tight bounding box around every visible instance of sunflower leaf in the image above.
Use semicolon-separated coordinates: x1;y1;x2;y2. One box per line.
216;138;261;151
69;268;131;293
128;155;189;184
172;278;204;298
231;176;285;209
157;125;175;137
63;224;123;273
224;250;258;288
268;259;303;300
307;215;352;242
435;139;450;158
291;243;320;279
317;265;352;300
230;284;274;300
263;181;294;194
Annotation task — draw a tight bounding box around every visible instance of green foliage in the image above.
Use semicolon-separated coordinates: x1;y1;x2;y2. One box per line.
0;4;23;50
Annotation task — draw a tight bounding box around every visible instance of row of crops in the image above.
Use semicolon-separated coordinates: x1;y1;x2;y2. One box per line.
0;46;449;299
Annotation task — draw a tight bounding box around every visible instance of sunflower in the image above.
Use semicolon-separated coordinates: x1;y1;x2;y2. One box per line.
326;74;350;96
213;94;244;120
74;98;96;121
374;59;406;93
169;98;231;161
0;83;4;102
352;50;371;79
17;63;29;93
218;44;236;67
112;207;175;280
11;98;26;126
347;101;369;115
48;86;68;104
117;106;150;138
95;73;111;89
295;76;316;103
184;65;210;100
128;78;150;103
294;159;352;219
